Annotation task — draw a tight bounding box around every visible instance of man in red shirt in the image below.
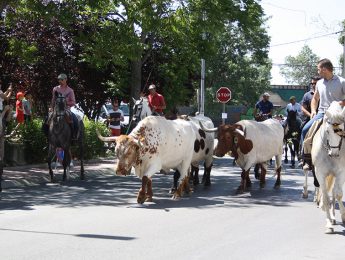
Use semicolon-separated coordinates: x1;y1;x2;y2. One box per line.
147;84;166;115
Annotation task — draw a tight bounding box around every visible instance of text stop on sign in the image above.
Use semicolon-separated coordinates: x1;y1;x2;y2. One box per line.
216;87;231;103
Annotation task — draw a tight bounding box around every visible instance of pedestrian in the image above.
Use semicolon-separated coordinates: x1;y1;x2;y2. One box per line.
15;91;25;125
108;100;124;136
253;92;273;121
301;58;345;169
147;84;166;116
23;91;33;123
0;81;13;128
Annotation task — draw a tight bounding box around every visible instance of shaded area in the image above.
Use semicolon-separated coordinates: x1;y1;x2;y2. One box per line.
0;157;311;212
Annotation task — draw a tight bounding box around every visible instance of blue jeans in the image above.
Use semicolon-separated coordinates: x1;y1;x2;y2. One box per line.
300;112;324;146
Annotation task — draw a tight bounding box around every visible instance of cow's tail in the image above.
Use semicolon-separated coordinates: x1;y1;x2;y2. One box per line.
96;128;117;143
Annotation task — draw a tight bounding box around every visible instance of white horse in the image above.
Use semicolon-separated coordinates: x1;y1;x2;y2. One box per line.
132;97;152;122
306;101;345;234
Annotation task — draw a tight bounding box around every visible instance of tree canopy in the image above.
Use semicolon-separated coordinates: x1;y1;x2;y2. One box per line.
279;45;319;85
0;0;272;117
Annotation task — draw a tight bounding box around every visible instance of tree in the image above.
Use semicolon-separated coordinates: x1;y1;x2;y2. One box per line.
280;45;319;85
339;20;345;76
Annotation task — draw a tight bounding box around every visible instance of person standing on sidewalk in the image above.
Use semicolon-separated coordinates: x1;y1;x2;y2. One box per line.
108;101;124;136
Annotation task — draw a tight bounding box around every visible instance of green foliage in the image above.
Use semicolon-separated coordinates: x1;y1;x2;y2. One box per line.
82;119;108;160
280;45;320;85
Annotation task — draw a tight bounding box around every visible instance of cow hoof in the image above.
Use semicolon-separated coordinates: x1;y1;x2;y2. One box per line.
302;192;308;199
172;194;181;200
169;188;176;194
137;191;146;204
273;184;280;189
236;187;244;194
284;159;288;163
325;227;334;234
145;197;153;202
254;172;260;180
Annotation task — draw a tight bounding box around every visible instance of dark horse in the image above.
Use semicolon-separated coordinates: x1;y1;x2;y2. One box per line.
283;110;301;168
47;92;85;181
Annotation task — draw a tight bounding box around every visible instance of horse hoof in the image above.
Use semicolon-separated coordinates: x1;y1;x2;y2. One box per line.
325;227;334;234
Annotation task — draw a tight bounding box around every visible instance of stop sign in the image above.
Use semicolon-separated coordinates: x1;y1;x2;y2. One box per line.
216;87;231;103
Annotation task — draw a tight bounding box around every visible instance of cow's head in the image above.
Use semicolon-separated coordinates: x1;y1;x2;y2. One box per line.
114;135;140;176
200;122;253;158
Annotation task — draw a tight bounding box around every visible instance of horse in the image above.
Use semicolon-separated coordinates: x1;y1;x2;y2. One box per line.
306;101;345;234
283;110;301;168
47;92;85;182
132;97;152;123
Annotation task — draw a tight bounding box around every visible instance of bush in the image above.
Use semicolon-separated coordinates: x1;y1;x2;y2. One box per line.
6;117;110;164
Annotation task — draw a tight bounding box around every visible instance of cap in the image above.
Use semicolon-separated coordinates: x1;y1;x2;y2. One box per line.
148;84;156;90
263;92;270;97
57;73;68;80
289;96;296;100
16;92;24;99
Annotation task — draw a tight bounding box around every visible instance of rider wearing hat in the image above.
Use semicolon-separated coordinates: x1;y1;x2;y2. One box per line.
147;84;166;116
254;92;273;121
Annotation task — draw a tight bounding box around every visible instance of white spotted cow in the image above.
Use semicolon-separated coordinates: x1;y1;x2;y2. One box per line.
97;116;196;203
200;119;284;193
172;115;215;190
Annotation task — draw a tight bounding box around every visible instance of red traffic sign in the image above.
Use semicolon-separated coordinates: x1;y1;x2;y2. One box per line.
216;87;231;103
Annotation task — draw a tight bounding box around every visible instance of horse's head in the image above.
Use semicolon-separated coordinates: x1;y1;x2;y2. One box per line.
324;102;345;157
132;97;151;122
54;92;67;119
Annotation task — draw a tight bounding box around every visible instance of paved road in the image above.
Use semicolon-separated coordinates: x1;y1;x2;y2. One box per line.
0;156;345;260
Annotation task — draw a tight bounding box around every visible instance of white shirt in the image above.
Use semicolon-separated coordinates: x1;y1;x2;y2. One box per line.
286;102;302;117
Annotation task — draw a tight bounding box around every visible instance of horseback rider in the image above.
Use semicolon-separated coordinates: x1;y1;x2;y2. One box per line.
47;73;78;139
300;59;345;169
253;92;273;121
300;76;321;125
147;84;166;116
284;96;303;128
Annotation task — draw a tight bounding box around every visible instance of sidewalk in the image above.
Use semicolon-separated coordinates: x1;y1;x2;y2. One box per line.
1;157;116;190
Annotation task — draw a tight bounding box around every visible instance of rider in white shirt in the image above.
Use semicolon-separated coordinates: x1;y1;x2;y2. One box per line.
285;96;302;116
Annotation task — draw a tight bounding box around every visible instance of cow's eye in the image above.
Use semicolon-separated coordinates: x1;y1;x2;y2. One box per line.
234;136;238;144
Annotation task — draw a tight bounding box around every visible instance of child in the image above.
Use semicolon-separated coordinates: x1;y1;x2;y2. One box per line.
16;92;24;124
108;101;124;136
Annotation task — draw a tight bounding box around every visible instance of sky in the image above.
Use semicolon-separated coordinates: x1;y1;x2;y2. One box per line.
261;0;345;85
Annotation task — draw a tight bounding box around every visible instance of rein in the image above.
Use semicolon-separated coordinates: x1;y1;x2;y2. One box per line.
321;118;345;154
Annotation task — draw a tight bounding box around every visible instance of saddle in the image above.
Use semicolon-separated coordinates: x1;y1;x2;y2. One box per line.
303;119;323;155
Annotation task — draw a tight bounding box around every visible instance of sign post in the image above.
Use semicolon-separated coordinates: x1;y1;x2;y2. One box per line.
216;87;232;124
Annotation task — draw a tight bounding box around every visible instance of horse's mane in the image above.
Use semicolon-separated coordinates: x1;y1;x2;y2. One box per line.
325;101;344;123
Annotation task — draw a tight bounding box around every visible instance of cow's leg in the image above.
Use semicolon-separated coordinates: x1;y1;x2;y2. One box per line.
137;176;149;204
259;163;267;188
191;164;200;185
174;175;190;199
237;169;249;194
203;162;212;186
145;177;153;202
254;163;260;180
171;170;180;194
274;165;282;189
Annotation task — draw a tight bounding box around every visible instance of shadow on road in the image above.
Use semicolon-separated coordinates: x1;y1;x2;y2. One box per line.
0;157;309;212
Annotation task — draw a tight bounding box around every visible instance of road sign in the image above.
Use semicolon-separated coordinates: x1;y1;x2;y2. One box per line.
216;87;231;103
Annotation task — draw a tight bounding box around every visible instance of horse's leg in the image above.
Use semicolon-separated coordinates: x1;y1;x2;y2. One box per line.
47;145;55;182
312;167;320;203
333;180;345;224
302;167;309;199
274;153;282;189
137;176;148;204
318;177;334;234
290;141;296;168
284;140;289;163
62;148;71;181
79;136;85;180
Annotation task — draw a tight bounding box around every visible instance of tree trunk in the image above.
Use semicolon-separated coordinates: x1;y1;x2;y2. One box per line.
130;59;142;100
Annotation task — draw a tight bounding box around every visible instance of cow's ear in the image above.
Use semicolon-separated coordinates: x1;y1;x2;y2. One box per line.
239;139;253;154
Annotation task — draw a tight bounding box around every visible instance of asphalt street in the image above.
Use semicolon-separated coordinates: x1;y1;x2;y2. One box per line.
0;156;345;260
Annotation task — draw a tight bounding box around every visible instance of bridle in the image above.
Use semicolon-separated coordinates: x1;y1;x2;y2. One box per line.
133;99;143;122
321;118;345;155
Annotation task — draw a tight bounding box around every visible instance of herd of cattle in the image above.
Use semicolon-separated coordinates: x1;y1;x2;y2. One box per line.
97;114;285;203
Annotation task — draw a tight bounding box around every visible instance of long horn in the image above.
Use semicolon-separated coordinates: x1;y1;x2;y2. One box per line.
132;97;137;103
199;121;218;132
234;128;245;137
96;128;117;143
